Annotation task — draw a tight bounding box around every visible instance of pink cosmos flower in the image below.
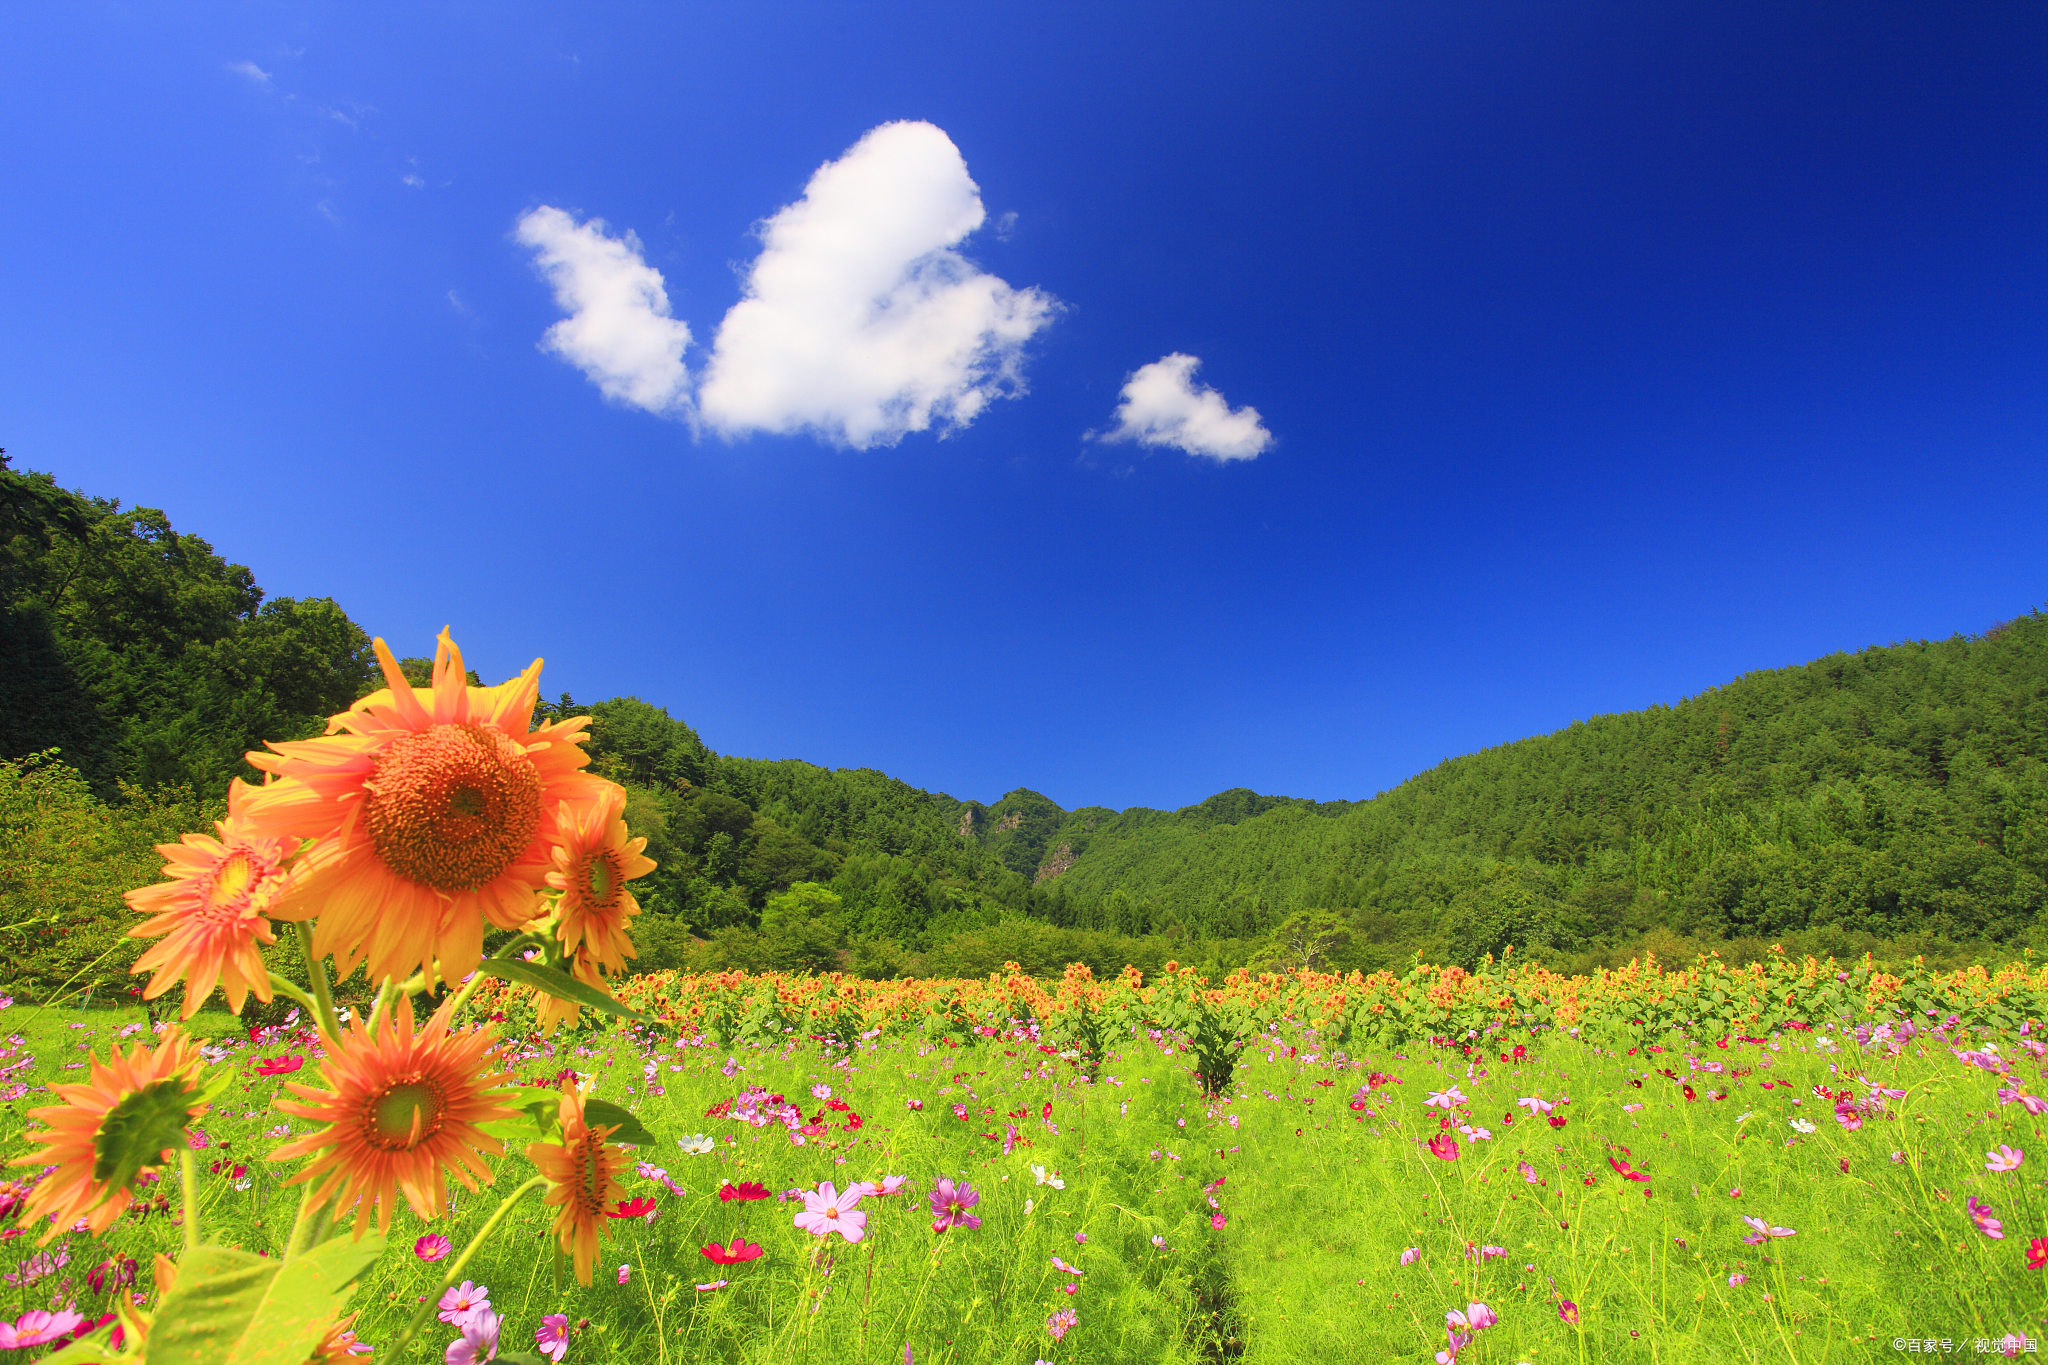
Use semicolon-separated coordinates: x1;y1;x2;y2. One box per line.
811;1083;833;1100
1969;1196;2005;1240
951;1103;969;1121
437;1282;491;1329
1557;1300;1579;1325
617;1264;631;1286
1400;1247;1420;1265
1740;1216;1795;1244
1424;1087;1467;1110
1210;1212;1228;1230
795;1182;868;1243
854;1175;910;1198
1436;1328;1471;1365
1046;1307;1077;1341
929;1177;982;1232
1451;1302;1497;1331
695;1280;729;1292
444;1307;500;1365
906;1097;924;1110
1427;1132;1459;1161
1728;1273;1748;1286
0;1309;85;1349
414;1234;452;1262
1987;1144;2025;1173
1516;1161;1540;1184
1607;1155;1650;1183
1999;1088;2048;1116
1051;1255;1083;1275
535;1313;569;1364
1515;1096;1554;1115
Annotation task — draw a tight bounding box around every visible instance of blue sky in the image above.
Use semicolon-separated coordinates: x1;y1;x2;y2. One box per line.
4;4;2043;812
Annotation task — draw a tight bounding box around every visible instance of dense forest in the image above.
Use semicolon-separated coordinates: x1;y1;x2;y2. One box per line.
4;452;2046;1001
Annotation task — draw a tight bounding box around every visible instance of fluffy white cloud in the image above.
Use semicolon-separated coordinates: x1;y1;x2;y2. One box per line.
227;60;273;89
515;206;693;416
1098;353;1271;462
695;120;1058;448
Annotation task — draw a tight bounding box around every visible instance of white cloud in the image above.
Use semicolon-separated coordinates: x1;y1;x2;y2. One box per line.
402;174;425;188
228;60;273;89
695;120;1057;448
1097;353;1271;463
514;206;693;416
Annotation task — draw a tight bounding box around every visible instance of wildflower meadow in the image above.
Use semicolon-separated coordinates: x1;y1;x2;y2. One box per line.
2;630;2045;1364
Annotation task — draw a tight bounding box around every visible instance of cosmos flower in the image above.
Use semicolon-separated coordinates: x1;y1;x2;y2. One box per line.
2028;1238;2048;1271
414;1235;452;1262
1031;1165;1065;1190
1046;1308;1078;1342
239;628;610;987
1515;1097;1554;1115
930;1178;982;1232
1427;1132;1459;1161
270;994;515;1235
123;793;291;1018
8;1026;207;1243
1969;1197;2005;1240
1740;1216;1794;1243
1788;1119;1816;1134
608;1196;656;1220
1607;1155;1650;1183
534;1314;569;1364
1728;1273;1748;1286
702;1238;765;1266
677;1134;714;1155
1987;1145;2025;1173
0;1310;86;1350
718;1181;770;1202
444;1307;499;1365
437;1282;491;1329
257;1056;306;1077
1424;1087;1467;1110
1401;1248;1420;1265
1558;1301;1579;1325
617;1265;631;1286
527;1081;630;1285
854;1175;910;1198
794;1182;868;1243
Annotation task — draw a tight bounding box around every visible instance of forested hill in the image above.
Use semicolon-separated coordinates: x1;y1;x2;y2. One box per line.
5;452;2047;990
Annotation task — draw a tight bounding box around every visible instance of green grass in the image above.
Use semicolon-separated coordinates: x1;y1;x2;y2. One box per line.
0;1000;2042;1363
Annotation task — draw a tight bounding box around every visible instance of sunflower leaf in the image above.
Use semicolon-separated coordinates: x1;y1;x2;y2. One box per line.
90;1076;198;1190
582;1096;658;1147
473;959;651;1022
145;1235;384;1365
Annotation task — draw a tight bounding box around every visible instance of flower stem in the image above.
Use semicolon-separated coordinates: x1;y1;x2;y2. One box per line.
388;1175;548;1355
263;974;321;1020
292;923;342;1038
281;1187;335;1260
179;1147;200;1254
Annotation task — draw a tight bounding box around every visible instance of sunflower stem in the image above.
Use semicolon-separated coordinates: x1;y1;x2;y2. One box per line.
292;922;342;1038
178;1147;200;1254
264;974;321;1020
443;932;541;1021
389;1175;548;1356
281;1188;335;1260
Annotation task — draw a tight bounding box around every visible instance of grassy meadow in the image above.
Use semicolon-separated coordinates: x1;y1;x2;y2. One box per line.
0;993;2042;1364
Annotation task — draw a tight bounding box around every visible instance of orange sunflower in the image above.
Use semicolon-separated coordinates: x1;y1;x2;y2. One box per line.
9;1029;206;1244
526;1081;627;1285
124;781;292;1018
240;627;608;987
269;994;516;1236
545;783;654;976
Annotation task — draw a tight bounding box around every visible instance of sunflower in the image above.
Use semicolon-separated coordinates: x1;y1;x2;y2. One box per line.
240;628;608;987
269;994;516;1236
545;783;654;976
527;1081;627;1285
124;781;292;1018
8;1029;206;1244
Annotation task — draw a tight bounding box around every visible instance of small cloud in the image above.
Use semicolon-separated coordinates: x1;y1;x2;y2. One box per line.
992;210;1018;242
696;120;1058;448
515;206;693;416
1095;353;1270;463
326;108;357;129
402;174;425;188
228;60;273;90
446;290;471;316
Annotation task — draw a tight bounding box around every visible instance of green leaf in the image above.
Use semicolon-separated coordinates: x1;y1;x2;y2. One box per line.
145;1235;385;1365
582;1096;658;1147
22;1333;120;1365
91;1076;198;1190
473;959;650;1022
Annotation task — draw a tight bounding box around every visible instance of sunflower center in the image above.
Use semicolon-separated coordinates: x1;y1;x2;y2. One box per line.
204;850;259;911
579;848;622;911
364;1077;445;1150
362;724;543;891
573;1131;610;1214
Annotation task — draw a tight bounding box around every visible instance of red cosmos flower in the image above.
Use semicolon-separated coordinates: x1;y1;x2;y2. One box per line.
1349;1100;1368;1112
1547;1116;1567;1129
1427;1132;1459;1161
1041;1101;1053;1120
843;1113;864;1131
1608;1155;1651;1183
608;1197;657;1219
256;1056;305;1077
2028;1238;2048;1271
1681;1085;1697;1101
1512;1045;1527;1060
825;1099;851;1112
701;1238;764;1266
718;1182;769;1202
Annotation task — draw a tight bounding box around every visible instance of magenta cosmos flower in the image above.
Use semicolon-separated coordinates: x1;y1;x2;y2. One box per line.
444;1308;500;1365
535;1313;569;1364
1426;1132;1459;1161
1969;1196;2005;1239
1740;1216;1794;1245
1987;1144;2025;1173
437;1282;491;1329
414;1234;452;1262
930;1177;982;1232
795;1182;869;1243
0;1310;85;1350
